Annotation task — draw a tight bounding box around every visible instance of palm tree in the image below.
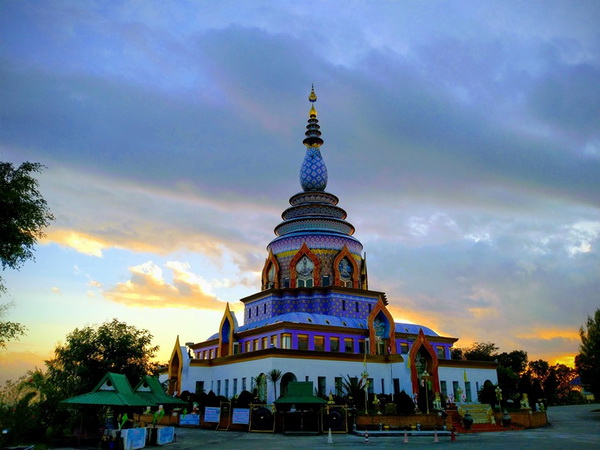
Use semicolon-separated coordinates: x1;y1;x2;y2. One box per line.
267;369;282;400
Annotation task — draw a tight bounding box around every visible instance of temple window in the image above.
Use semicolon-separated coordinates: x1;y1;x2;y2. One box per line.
355;302;359;313
342;300;346;311
262;336;268;349
344;338;353;353
318;377;326;397
242;377;247;391
264;304;267;314
254;338;259;350
233;342;239;354
281;333;292;349
322;275;330;286
248;309;252;319
437;346;445;359
335;377;343;396
245;341;251;353
330;337;340;352
358;339;366;354
440;380;447;397
298;334;309;350
400;342;409;354
296;256;314;287
271;335;277;348
314;335;324;351
284;278;290;288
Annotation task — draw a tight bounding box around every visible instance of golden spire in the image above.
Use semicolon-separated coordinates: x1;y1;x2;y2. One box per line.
309;104;317;117
309;84;317;102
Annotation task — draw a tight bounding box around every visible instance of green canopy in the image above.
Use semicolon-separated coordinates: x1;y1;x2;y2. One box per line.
274;382;327;405
61;372;150;406
134;375;187;406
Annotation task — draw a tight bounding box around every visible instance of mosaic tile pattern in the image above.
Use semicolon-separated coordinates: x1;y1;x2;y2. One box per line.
282;204;347;220
300;147;328;191
275;218;355;236
289;191;339;206
269;235;363;255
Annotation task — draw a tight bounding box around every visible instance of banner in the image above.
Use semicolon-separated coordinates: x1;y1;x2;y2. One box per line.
232;408;250;425
120;428;146;449
157;427;175;445
179;413;200;426
204;407;221;423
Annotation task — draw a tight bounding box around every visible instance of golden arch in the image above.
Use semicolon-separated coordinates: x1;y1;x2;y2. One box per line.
333;245;360;288
289;243;321;288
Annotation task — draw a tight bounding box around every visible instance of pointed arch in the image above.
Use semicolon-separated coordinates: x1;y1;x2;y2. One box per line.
261;249;280;290
367;297;396;355
218;303;237;357
289;243;321;288
168;336;183;395
408;329;440;395
360;252;369;290
333;245;360;288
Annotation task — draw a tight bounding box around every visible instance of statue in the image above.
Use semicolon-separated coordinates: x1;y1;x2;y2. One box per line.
456;387;463;404
433;392;442;410
520;393;530;409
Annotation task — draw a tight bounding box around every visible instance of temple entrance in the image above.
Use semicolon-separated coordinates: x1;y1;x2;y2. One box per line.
280;372;298;398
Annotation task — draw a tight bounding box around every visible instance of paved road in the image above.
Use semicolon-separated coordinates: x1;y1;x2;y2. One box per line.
59;404;600;449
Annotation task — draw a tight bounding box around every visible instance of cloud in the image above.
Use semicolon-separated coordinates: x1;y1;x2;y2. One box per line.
104;260;234;310
46;229;109;257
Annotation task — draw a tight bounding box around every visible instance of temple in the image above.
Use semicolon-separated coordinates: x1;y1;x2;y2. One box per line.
168;87;498;405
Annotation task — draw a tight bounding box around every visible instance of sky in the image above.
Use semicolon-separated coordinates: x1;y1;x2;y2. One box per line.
1;0;599;385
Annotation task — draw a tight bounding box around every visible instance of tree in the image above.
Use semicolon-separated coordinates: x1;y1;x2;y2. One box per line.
267;369;282;400
497;350;528;375
0;161;55;293
0;302;26;349
575;309;600;401
45;319;159;399
462;342;499;361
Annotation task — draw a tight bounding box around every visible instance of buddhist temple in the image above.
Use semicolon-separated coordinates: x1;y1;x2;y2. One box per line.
167;87;498;406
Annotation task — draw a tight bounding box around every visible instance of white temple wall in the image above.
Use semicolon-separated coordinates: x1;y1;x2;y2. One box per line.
437;366;498;403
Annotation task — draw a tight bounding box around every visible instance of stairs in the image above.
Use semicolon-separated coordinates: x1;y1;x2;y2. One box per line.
447;405;524;434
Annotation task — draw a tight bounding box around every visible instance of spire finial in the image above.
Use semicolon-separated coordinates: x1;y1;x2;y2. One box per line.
302;85;323;148
300;87;327;191
309;84;317;103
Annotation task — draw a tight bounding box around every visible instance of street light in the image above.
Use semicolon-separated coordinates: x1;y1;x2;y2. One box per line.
421;370;431;415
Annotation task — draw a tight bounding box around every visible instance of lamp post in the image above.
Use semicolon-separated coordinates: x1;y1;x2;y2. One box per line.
422;370;431;415
495;386;502;411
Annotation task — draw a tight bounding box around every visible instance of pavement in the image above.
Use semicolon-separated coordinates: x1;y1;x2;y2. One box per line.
56;403;600;449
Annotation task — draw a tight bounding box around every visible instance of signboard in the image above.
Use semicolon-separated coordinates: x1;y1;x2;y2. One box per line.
121;428;147;449
204;407;221;423
179;413;200;426
157;426;175;445
232;408;250;425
